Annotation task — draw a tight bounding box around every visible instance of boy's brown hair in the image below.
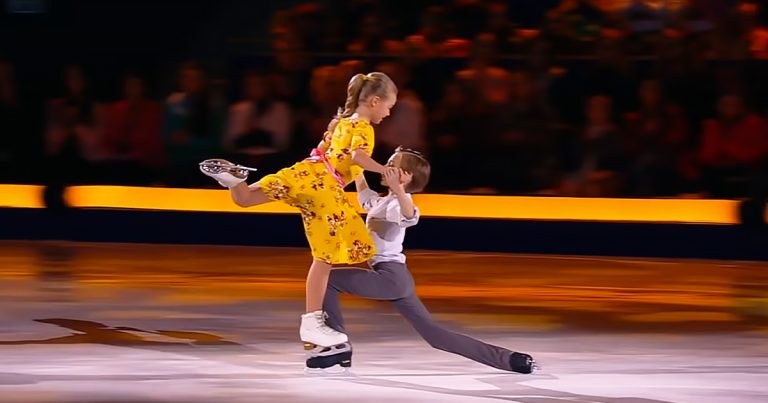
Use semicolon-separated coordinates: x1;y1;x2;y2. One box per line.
396;146;431;193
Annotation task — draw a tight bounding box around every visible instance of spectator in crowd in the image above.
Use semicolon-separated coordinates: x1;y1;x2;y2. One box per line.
43;65;108;208
163;61;222;186
0;60;19;181
623;79;689;196
698;94;768;197
560;94;626;197
225;71;293;174
104;73;165;184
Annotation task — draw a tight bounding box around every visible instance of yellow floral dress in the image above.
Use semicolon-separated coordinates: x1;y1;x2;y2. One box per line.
258;118;376;264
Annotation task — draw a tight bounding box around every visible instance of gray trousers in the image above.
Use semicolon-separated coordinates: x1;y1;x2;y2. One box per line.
323;261;515;371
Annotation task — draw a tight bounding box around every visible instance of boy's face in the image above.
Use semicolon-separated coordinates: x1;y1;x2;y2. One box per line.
381;152;413;188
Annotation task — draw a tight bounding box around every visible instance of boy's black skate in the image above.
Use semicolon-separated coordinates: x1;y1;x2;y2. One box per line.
509;352;538;374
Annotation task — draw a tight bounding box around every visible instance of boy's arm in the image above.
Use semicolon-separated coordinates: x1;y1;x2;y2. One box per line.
383;168;419;227
355;173;380;211
354;173;370;193
390;184;416;220
387;190;419;228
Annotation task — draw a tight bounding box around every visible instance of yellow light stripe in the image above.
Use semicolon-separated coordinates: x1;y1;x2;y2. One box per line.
410;194;743;224
0;184;756;224
65;185;307;214
0;184;46;208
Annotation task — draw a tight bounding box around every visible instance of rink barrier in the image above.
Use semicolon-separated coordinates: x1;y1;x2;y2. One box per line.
2;184;767;261
0;184;750;224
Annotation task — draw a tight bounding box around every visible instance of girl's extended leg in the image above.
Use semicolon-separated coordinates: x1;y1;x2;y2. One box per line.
229;182;272;207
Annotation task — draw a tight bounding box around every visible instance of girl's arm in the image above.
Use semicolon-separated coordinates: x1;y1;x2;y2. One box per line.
351;149;387;174
316;131;330;152
350;122;386;173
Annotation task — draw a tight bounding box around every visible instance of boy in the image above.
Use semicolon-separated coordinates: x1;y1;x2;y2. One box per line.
306;147;536;375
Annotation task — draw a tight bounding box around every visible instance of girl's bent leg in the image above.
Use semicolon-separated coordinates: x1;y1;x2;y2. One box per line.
306;259;332;312
300;259;349;347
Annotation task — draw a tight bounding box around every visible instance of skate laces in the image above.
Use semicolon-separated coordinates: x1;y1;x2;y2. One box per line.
315;312;341;335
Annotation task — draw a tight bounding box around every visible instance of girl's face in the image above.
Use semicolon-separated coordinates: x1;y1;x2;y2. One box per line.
367;93;397;124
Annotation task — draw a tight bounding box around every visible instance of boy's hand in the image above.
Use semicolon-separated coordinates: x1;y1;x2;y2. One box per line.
384;167;404;191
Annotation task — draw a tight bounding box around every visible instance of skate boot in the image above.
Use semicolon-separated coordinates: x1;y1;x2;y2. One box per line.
304;342;353;376
300;311;348;347
509;352;538;374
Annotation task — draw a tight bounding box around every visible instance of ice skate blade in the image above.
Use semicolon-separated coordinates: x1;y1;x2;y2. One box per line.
304;365;354;377
303;342;352;353
303;342;344;350
530;361;543;374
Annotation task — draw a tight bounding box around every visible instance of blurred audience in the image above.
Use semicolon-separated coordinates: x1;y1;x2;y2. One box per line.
2;0;768;201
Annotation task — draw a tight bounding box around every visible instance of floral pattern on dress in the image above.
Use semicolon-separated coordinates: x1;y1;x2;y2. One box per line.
261;180;290;201
346;239;374;263
325;211;347;237
255;117;376;264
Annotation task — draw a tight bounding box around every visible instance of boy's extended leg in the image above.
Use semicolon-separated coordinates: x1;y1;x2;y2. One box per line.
323;262;535;373
391;293;536;374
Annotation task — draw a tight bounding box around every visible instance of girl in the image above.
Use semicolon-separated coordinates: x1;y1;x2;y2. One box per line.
200;72;398;348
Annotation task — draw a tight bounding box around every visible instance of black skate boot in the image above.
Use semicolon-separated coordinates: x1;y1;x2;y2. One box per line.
509;352;537;374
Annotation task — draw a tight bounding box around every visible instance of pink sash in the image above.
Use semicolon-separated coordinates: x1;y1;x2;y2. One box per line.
305;148;346;188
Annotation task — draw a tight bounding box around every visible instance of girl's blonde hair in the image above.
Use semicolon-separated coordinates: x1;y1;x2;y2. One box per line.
327;72;397;134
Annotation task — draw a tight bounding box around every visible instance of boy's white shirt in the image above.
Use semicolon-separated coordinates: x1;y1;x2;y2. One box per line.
357;188;419;266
